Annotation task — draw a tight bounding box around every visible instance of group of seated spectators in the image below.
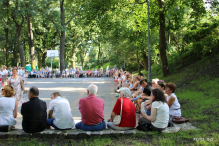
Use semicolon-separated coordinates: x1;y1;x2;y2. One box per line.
0;69;182;133
27;68;115;78
113;70;182;132
0;84;134;133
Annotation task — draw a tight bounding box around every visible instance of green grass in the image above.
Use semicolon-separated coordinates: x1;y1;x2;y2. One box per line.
1;58;219;145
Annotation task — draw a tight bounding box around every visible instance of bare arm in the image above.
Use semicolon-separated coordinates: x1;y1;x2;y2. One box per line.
167;96;175;107
5;74;8;80
7;80;10;86
130;82;139;91
48;110;54;119
108;112;116;122
20;79;26;92
13;100;18;118
141;95;151;100
142;108;157;122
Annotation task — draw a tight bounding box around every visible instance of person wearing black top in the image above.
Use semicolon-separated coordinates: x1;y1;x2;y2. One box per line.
135;79;153;113
21;87;47;133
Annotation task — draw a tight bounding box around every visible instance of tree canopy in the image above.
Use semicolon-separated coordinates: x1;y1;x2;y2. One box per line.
0;0;218;77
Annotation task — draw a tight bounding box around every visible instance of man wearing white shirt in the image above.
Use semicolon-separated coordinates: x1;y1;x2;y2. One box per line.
47;92;75;130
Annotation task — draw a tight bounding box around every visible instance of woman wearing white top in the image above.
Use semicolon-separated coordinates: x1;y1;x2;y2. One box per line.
139;89;169;132
165;83;181;120
0;85;18;132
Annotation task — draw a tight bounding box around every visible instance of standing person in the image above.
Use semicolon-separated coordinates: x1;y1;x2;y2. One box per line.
0;85;18;132
76;84;105;131
21;87;47;133
47;92;75;130
7;68;26;107
2;66;8;87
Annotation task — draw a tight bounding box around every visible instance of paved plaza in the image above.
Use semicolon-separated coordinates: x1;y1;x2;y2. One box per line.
6;77;118;129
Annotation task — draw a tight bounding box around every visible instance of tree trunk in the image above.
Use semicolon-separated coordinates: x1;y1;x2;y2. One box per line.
141;48;148;71
72;48;76;69
37;49;42;70
60;0;65;71
16;27;24;67
27;17;36;70
158;0;170;77
42;52;47;68
101;52;103;66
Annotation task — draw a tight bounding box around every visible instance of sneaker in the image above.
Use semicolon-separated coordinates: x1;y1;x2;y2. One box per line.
115;94;119;97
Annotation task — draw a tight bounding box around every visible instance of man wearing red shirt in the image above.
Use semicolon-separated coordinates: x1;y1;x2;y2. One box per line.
75;84;105;131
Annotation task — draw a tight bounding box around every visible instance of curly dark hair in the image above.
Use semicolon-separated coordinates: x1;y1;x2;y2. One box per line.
166;83;177;93
152;89;167;103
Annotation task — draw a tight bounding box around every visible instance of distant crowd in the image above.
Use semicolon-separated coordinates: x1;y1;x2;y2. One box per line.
0;66;115;80
28;67;115;78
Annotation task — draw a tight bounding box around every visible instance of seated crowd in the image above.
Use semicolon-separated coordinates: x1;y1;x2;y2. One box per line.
113;70;183;132
0;70;182;133
25;67;114;79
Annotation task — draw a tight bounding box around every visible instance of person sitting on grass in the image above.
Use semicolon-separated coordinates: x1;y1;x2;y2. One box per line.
165;83;181;121
76;84;105;131
107;87;136;130
47;92;75;130
21;87;47;133
138;89;169;132
0;85;18;132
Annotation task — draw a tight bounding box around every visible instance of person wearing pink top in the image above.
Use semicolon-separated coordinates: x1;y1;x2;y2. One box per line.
75;84;105;131
88;69;91;77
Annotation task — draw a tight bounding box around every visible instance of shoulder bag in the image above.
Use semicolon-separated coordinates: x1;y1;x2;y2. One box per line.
172;116;189;124
113;98;123;125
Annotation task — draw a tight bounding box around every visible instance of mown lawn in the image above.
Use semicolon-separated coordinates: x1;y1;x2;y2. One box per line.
0;58;219;145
